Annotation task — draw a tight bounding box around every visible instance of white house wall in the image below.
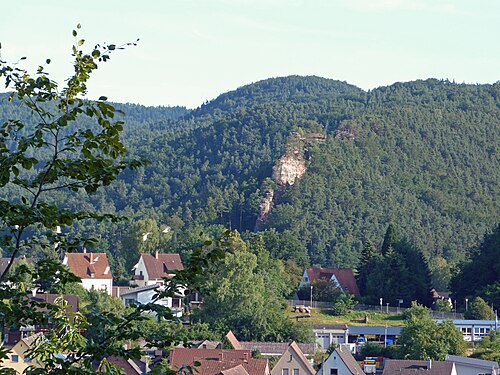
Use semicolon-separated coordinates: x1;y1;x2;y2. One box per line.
80;278;112;295
316;350;352;375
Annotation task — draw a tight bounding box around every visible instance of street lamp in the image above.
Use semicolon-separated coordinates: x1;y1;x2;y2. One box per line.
465;298;468;312
454;300;457;318
398;299;403;314
310;285;313;308
380;298;383;313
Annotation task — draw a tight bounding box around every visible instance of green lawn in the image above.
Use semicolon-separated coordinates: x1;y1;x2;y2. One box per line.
295;308;405;326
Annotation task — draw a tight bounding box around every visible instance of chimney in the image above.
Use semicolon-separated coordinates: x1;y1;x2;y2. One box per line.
155;250;159;259
90;253;94;264
427;358;432;370
83;248;87;253
219;352;224;362
244;352;249;362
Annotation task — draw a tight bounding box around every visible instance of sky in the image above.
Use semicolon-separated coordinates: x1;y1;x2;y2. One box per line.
0;0;498;108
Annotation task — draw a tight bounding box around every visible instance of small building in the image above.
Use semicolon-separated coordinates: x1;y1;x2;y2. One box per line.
382;359;456;375
435;320;499;342
169;348;270;375
316;344;364;375
313;324;349;350
120;284;184;317
63;251;113;295
271;341;315;375
1;332;43;373
299;268;360;297
131;251;183;287
445;355;499;375
346;326;402;347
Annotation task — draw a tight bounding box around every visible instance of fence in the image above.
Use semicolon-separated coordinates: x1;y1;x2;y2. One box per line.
287;300;464;319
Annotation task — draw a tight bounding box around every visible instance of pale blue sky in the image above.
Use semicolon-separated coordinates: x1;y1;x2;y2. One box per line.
0;0;498;108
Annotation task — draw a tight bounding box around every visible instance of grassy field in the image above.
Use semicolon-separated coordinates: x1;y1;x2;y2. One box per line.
291;308;406;326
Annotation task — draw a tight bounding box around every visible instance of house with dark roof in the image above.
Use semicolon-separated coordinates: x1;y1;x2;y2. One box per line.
316;344;364;375
299;268;360;297
271;341;315;375
63;251;113;294
131;251;183;287
106;356;149;375
120;283;184;317
226;331;316;357
169;348;270;375
445;355;499;375
382;359;457;375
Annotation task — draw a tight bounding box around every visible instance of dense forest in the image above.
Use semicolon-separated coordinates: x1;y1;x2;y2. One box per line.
1;76;499;290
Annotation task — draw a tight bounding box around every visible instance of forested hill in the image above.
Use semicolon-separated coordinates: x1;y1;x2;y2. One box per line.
1;77;499;280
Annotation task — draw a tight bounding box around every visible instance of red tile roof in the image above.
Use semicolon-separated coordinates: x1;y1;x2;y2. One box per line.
142;253;184;279
64;252;112;279
170;348;269;375
306;268;360;296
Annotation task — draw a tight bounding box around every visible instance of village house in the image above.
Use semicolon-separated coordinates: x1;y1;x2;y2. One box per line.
169;348;270;375
271;341;315;375
131;251;183;287
299;268;360;297
315;344;364;375
120;283;185;317
63;251;113;295
1;332;43;373
382;360;457;375
445;355;499;375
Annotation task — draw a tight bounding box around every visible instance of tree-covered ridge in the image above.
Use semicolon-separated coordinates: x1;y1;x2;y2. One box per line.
1;76;499;279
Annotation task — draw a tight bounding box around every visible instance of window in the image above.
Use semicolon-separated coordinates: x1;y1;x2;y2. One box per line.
282;369;289;375
293;369;299;375
24;356;31;362
331;369;338;375
11;355;18;362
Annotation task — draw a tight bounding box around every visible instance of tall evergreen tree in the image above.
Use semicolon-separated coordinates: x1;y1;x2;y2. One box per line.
356;240;379;295
381;223;398;255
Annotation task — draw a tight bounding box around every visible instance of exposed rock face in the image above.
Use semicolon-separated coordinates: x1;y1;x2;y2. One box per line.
255;130;325;230
254;189;274;231
272;154;306;186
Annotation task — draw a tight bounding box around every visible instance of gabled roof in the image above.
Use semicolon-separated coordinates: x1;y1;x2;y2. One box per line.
320;345;363;375
30;293;79;314
240;342;316;356
226;331;243;350
141;253;183;279
272;341;314;375
221;364;250;375
106;356;143;375
169;348;268;375
64;252;112;279
19;332;44;348
305;268;360;296
226;331;315;356
445;355;499;370
383;360;454;375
